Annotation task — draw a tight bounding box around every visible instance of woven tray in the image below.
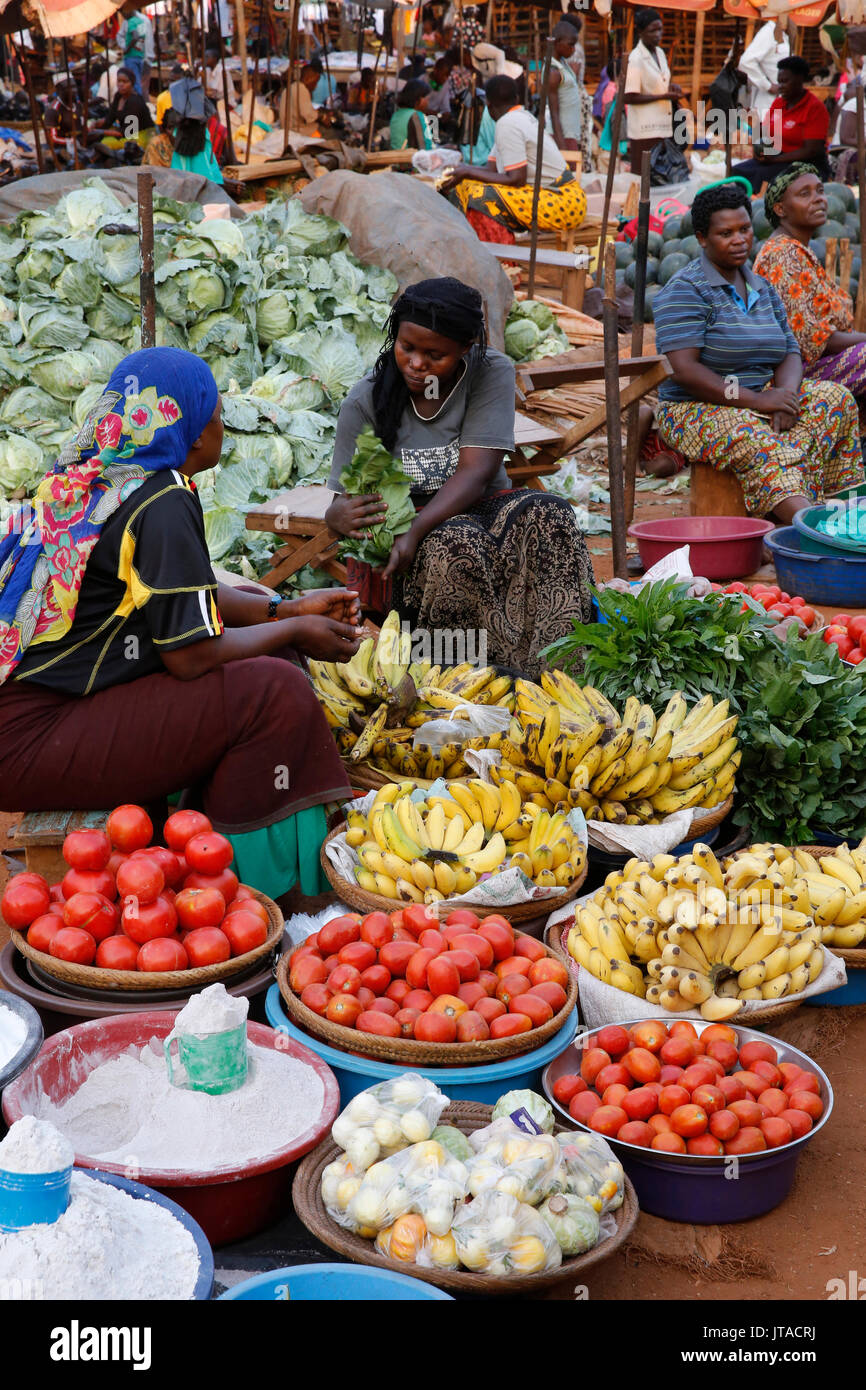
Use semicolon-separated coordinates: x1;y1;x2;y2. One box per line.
276;942;577;1067
8;890;284;993
292;1100;639;1295
320;824;588;927
797;844;866;971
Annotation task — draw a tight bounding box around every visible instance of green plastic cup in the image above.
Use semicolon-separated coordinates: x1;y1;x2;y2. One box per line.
164;1022;248;1096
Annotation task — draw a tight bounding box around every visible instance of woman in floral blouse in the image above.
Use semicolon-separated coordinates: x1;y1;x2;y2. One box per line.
754;164;866;420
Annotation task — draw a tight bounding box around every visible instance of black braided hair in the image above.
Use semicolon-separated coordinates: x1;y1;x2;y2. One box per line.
691;181;752;237
371;278;487;453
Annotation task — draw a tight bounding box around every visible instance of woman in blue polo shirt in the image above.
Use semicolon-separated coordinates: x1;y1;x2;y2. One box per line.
653;181;862;520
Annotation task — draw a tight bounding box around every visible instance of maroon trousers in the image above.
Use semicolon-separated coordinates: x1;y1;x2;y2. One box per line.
0;653;350;835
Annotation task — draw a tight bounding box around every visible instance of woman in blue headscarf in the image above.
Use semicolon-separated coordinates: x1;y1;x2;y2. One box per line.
0;347;361;903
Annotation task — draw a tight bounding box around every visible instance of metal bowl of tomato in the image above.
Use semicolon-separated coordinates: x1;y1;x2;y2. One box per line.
542;1018;833;1223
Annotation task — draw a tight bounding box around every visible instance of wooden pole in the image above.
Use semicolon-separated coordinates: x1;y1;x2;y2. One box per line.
61;37;80;170
138;170;156;350
213;0;237;163
603;241;628;580
317;16;333;109
527;34;554;301
244;0;267;162
200;0;208;82
690;10;705;115
83;31;91;136
366;41;383;153
235;0;248;95
282;0;298;154
16;35;45;173
596;63;626;289
856;85;866;331
624;150;651;526
152;3;162;92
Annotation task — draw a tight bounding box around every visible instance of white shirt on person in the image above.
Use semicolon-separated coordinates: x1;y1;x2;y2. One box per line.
625;40;672;141
739;20;789;119
492;104;567;188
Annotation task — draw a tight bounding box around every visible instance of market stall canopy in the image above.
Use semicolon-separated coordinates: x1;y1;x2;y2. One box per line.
0;0;122;38
617;0;715;10
721;0;835;22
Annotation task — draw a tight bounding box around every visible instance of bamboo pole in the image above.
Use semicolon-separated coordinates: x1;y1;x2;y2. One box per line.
83;32;91;137
244;0;267;162
138;170;156;349
317;15;333;109
624;150;651;526
235;0;248;95
16;34;45;173
690;10;705;115
856;85;866;331
282;0;296;152
366;41;383;153
152;3;162;93
596;63;626;289
603;241;627;580
527;35;554;301
213;0;237;162
61;37;80;169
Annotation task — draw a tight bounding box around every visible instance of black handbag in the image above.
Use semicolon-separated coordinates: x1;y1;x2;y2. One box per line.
708;61;745;115
650;137;690;187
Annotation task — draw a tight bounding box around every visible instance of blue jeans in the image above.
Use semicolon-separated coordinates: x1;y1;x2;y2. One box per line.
124;55;144;94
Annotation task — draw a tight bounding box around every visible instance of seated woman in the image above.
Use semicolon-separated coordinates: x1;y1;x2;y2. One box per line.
141;104;177;167
86;66;154;153
389;80;435;151
653;181;863;521
0;348;361;904
754;165;866;422
441;74;587;236
324;278;593;678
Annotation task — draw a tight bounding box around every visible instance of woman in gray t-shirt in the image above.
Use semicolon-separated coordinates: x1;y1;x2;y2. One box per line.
325;277;593;677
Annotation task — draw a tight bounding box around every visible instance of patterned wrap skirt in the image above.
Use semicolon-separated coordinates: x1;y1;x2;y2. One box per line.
453;170;587;233
655;380;864;517
807;341;866;421
392;489;594;680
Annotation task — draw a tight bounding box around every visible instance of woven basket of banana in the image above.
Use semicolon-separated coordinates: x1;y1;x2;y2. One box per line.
320;778;589;924
563;839;844;1024
795;845;866;969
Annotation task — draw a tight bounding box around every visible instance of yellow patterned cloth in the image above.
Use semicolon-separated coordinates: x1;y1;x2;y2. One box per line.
454;170;587;233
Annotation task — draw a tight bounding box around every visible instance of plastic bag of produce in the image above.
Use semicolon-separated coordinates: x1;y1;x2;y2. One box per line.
412;702;511;753
331;1137;468;1236
538;1192;602;1255
375;1214;460;1270
451;1190;562;1276
491;1089;555;1134
553;1130;624;1213
467;1118;564;1205
330;1073;449;1171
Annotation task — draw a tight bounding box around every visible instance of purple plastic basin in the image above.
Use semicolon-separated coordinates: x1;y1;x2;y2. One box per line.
628;517;774;581
543;1019;833;1224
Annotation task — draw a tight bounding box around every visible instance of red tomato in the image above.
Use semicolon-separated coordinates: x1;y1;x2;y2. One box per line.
477;970;499;996
457;981;487;1009
509;993;553;1027
106;852;129;880
395;1007;420;1038
787;1090;824;1120
495;955;532;980
617;1121;653;1148
402;904;439;938
359;912;394;949
495;972;530;1008
630;1020;668;1053
784;1069;820;1095
356;1010;401;1038
62;892;117;942
181;926;229;967
384;979;411;1006
403;988;435;1011
369;997;399;1017
602;1083;631;1109
580;1047;611;1085
552;1074;585;1106
796;605;815;626
530;957;570;990
328;963;362;996
624;1047;661;1085
175;888;226;931
356;987;376;1011
360;963;391;995
456;1011;490;1042
184;868;238;905
290;954;329;993
427;954;460;997
660;1035;700;1068
475;996;506;1024
300;983;331;1016
769;603;792;618
705;1039;739;1071
727;1099;765;1128
405;948;436;990
659;1064;685;1086
691;1084;725;1116
752;1058;783;1089
595;1024;631;1057
529;981;567;1013
658;1084;690;1115
778;1061;803;1087
718;1074;748;1104
96;935;140;970
338;940;377;972
513;934;546;962
418;929;446;955
476;919;514;961
780;1108;813;1139
138;938;188;971
647;1113;673;1136
27;914;64;954
847;648;866;665
325;992;362;1028
757;1087;788;1117
725;1126;766;1155
222;912;267;957
49;927;96;965
594;1062;632;1092
830;613;850;628
652;1132;687;1153
587;1105;628;1138
680;1062;717;1093
182;832;233;875
116;855;164;905
121;896;176;944
447;949;480;983
569;1091;602;1123
163;810;212;852
62;829;111;872
827;631;854;659
702;1024;738;1047
687;1134;724;1156
621;1086;658;1121
318;915;361;956
225;896;268;927
415;1012;457;1043
131;845;185;889
738;1040;777;1068
445;908;481;931
725;581;747;593
450;933;494;969
760;1116;793;1149
2;876;51;928
709;1109;739;1142
670;1104;708;1138
106;804;153;853
378;940;417;978
489;1013;532;1039
61;868;116;903
734;1070;766;1099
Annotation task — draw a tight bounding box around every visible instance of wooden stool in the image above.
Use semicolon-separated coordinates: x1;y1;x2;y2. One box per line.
689;462;748;518
8;809;109;882
244;485;348;592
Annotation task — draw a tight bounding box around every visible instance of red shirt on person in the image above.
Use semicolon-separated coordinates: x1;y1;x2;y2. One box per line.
766;90;829;154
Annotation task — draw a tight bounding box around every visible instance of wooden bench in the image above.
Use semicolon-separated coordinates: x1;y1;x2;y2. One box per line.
485;243;588;310
689;462;747;518
8;809;109;883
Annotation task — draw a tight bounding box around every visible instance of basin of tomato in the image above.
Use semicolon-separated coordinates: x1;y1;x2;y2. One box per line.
821;611;866;666
542;1019;833;1223
1;803;275;978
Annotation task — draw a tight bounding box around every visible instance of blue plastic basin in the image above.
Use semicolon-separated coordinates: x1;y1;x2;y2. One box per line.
219;1262;453;1301
0;1163;71;1233
792;502;866;555
765;526;866;606
265;985;578;1106
805;970;866;1007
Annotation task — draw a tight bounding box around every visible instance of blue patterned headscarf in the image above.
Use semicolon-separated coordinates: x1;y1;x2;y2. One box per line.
0;346;218;685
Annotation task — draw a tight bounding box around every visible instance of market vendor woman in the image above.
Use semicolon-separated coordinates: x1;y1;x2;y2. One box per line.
325;278;594;678
0;347;360;902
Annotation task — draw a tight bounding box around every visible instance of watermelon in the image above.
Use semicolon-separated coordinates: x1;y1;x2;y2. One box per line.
824;181;856;213
680;235;701;260
615;266;628;285
809;238;826;263
662;216;683;241
625;257;661;287
824;194;848;224
644;284;662;321
753;210;772;240
646;256;660;283
661;237;682;259
658;252;690;285
679;210;693;237
646;230;664;257
615;240;635;268
844;213;861;243
818;219;847;241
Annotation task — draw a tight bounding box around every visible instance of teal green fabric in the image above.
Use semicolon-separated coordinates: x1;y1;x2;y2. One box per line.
599;101;627;155
389;107;434;150
462;108;495;164
226;804;330;901
171;130;224;185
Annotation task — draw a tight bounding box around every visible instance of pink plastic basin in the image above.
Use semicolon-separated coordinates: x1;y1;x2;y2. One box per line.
2;1014;339;1248
628;516;775;581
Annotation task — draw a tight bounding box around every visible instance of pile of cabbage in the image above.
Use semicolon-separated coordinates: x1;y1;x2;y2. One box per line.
504;299;569;363
0;178;398;573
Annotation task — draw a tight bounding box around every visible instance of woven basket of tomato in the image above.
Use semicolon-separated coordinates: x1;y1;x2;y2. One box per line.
1;804;283;992
277;903;578;1066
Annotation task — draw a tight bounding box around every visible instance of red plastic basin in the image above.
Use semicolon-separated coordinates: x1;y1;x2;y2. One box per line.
2;1013;339;1248
628;516;775;581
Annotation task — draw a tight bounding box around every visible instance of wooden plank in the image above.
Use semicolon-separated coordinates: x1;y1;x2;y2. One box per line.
223;148;415;183
530;360;672;468
9;810;74;845
517;355;669;392
245;485;335;521
485;244;588;268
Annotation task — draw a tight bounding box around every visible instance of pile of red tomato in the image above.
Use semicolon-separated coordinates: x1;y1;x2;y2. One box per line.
0;803;270;973
716;581;817;630
289;905;571;1044
551;1021;824;1156
820;611;866;667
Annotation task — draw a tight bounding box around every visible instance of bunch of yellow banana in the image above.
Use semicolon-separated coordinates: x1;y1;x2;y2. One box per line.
343;779;585;905
491;680;739;824
725;840;866;950
566;841;827;1020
